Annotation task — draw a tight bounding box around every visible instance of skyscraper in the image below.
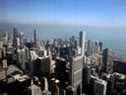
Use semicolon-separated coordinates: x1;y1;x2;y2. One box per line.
102;48;113;74
79;31;86;56
70;55;83;95
13;27;18;48
33;29;37;47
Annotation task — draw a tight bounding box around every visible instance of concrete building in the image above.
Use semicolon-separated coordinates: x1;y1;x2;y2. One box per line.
70;55;83;95
102;48;113;74
113;60;126;74
89;75;107;95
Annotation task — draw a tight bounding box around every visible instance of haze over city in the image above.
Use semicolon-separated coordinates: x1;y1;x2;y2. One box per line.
0;0;126;27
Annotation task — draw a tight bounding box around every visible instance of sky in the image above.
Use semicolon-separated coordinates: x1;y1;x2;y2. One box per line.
0;0;126;26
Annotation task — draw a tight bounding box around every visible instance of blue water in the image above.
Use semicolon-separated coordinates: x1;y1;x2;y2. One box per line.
87;27;126;59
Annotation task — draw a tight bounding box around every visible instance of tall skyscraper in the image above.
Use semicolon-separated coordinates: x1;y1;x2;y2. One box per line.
13;27;18;47
70;55;83;95
33;29;37;47
79;31;86;56
102;48;113;74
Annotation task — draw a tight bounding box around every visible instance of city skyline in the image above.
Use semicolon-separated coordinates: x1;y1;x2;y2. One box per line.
1;0;126;27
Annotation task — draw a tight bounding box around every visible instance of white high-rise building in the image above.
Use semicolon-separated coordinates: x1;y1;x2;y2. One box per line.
79;30;86;56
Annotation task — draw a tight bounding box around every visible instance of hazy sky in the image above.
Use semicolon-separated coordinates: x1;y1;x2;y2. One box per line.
1;0;126;26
